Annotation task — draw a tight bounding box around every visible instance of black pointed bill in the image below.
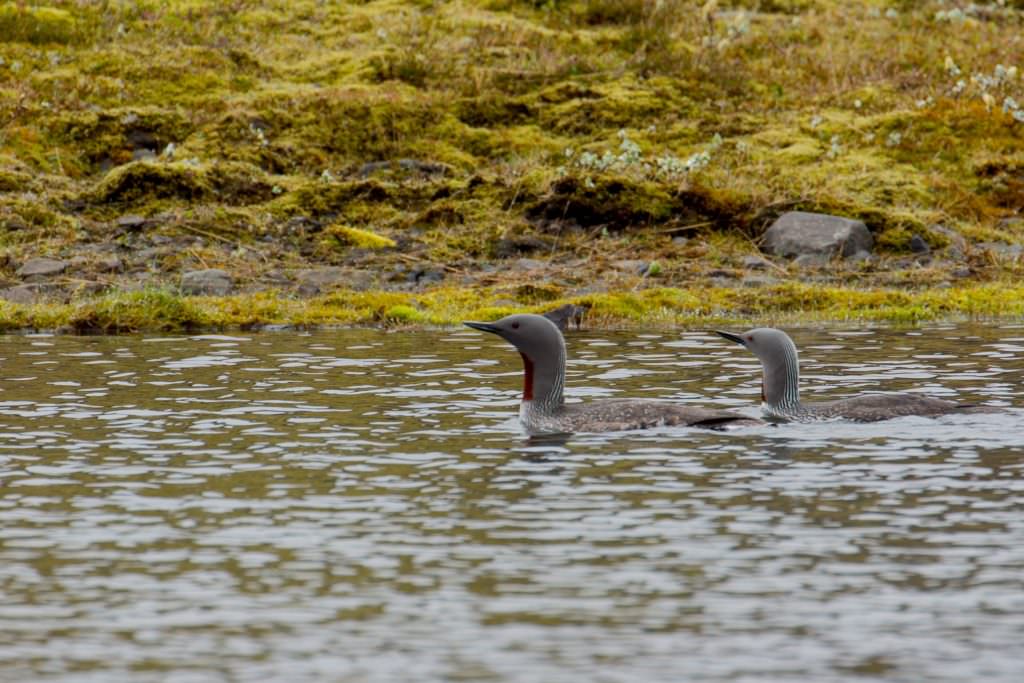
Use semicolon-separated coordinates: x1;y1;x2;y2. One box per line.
714;330;747;346
464;321;500;334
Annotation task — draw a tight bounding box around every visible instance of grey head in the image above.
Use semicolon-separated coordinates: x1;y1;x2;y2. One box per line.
464;313;566;408
715;327;801;411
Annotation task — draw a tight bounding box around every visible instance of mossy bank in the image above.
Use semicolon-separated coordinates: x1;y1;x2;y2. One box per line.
1;0;1023;333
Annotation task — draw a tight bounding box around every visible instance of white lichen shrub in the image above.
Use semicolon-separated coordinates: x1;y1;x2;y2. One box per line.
565;130;724;180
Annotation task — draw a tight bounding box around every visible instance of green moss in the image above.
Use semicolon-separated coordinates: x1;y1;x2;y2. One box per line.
0;198;79;244
513;283;563;303
383;304;425;323
0;281;1021;333
87;160;274;208
70;289;206;334
527;173;677;230
47;108;193;174
325;224;396;249
0;3;79;45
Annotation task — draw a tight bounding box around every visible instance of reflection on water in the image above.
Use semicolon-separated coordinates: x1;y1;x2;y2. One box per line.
0;325;1022;682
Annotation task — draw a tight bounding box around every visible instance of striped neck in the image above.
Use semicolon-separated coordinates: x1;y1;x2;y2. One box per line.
761;335;802;416
521;337;566;418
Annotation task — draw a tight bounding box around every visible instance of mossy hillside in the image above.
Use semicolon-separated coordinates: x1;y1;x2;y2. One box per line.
3;282;1024;334
0;0;1023;328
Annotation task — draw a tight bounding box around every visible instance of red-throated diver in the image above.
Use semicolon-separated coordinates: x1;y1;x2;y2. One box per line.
715;327;1000;422
464;313;761;434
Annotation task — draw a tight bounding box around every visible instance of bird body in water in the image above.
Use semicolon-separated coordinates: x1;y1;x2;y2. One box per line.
464;314;761;434
715;327;1000;422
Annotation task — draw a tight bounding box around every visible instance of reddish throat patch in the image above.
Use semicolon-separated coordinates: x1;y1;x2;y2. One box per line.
519;352;534;401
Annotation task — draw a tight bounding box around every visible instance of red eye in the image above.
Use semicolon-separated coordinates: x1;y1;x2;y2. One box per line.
746;335;753;341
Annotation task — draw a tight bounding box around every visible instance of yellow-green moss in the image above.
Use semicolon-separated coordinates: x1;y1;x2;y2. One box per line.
70;289;206;334
0;3;79;45
326;225;396;249
0;283;1022;334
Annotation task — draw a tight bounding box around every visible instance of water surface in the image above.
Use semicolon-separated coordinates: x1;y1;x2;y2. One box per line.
1;324;1022;682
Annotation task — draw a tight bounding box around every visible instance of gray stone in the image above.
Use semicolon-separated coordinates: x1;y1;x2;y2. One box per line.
493;235;551;259
951;266;973;279
406;268;445;286
511;258;546;272
706;268;737;279
742;254;773;270
846;249;873;264
295;267;374;296
611;259;648;274
260;270;290;286
909;234;930;254
17;257;66;281
542;303;586;331
0;285;39;304
763;211;873;260
741;275;778;288
792;253;830;268
181;269;233;296
979;242;1023;259
928;224;967;261
116;214;147;230
96;256;123;273
134;246;172;263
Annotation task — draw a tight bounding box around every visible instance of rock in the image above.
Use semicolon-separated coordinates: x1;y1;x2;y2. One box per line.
406;268;445;286
116;214;147;231
180;269;233;296
742;254;773;270
295;267;374;296
542;303;586;332
979;242;1023;259
846;249;873;264
96;256;123;273
73;280;105;296
763;211;873;260
611;259;648;274
706;268;737;279
0;285;39;304
951;266;973;279
134;246;172;263
792;253;830;268
928;224;967;261
909;234;931;254
17;257;66;281
510;258;546;272
260;270;290;286
741;275;778;288
493;235;551;259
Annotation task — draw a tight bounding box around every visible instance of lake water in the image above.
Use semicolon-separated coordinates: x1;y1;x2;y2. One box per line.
1;324;1022;682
